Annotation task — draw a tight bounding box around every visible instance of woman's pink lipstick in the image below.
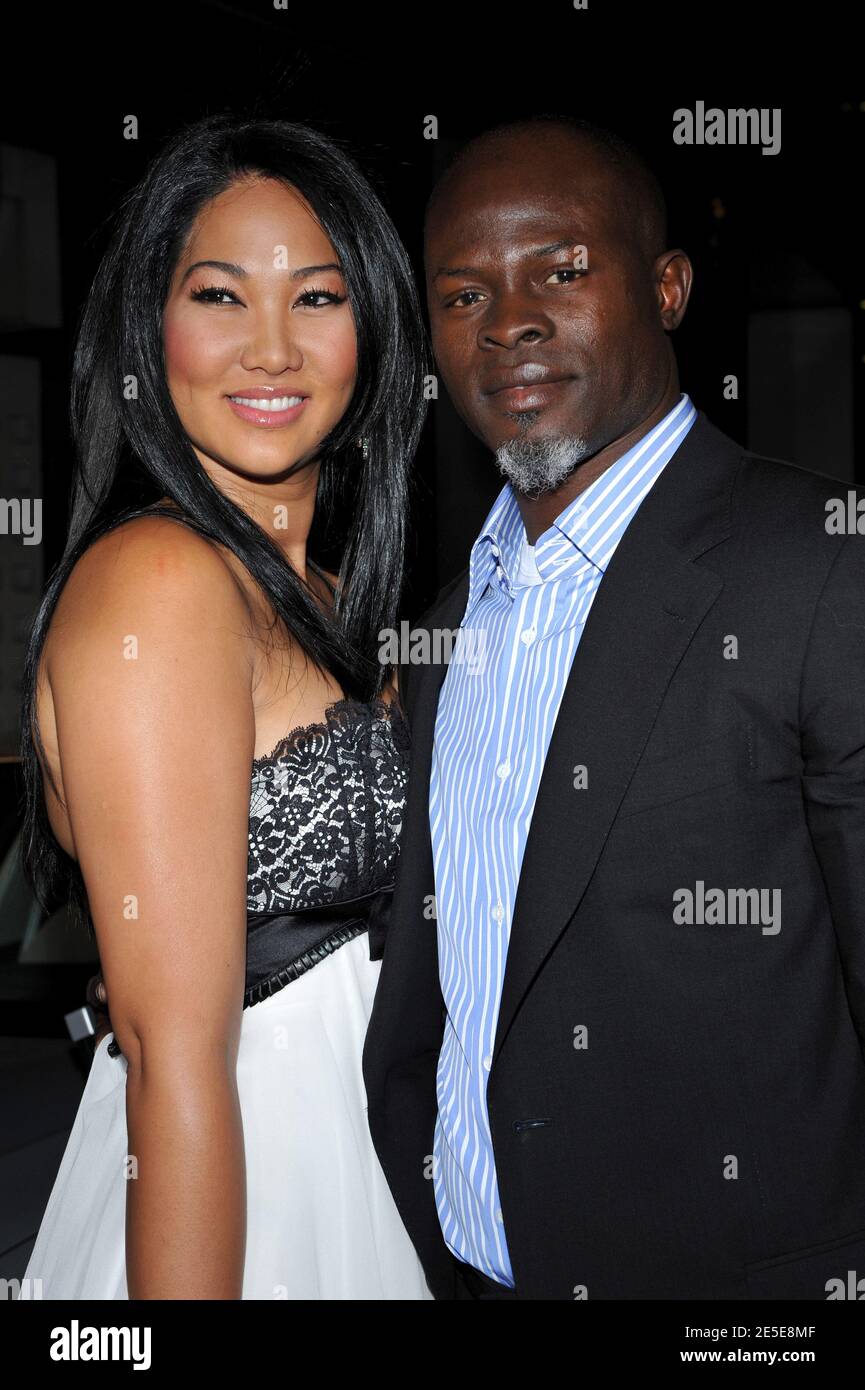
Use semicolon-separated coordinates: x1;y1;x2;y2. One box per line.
226;394;308;428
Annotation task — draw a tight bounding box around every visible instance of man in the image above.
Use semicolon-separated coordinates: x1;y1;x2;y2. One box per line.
361;116;865;1299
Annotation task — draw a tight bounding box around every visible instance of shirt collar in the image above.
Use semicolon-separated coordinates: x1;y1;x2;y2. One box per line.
465;393;696;619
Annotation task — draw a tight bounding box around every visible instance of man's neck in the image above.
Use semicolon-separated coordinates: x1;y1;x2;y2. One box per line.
517;389;681;545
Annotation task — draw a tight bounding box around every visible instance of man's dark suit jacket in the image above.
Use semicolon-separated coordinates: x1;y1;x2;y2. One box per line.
362;411;865;1300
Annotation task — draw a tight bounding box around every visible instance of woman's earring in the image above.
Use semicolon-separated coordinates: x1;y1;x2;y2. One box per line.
357;437;370;461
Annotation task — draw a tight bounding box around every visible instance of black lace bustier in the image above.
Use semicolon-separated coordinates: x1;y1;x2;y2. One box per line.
244;696;411;1007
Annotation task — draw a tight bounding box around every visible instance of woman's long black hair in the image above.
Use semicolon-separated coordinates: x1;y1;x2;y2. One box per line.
19;112;430;937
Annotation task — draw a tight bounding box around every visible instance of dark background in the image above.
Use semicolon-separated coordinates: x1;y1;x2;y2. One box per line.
0;0;863;1282
2;0;863;617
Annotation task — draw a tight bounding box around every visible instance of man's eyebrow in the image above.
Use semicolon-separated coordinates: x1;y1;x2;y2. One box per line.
433;240;576;281
179;259;343;284
432;263;477;281
529;240;575;257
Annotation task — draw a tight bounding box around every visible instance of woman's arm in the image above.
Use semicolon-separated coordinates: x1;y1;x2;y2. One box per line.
47;516;256;1298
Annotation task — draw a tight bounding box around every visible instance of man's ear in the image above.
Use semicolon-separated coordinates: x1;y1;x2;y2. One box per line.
656;248;693;331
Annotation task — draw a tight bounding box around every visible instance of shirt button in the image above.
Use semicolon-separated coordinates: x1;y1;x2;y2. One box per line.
495;1208;504;1224
492;901;504;923
520;626;537;645
496;760;510;779
483;1055;492;1071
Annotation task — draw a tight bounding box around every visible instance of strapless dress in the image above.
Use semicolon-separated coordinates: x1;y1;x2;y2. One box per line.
20;697;434;1300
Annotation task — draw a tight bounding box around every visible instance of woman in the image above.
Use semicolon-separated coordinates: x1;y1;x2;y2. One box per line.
18;113;433;1299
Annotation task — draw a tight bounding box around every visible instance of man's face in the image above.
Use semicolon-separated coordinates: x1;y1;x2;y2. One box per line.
425;132;676;479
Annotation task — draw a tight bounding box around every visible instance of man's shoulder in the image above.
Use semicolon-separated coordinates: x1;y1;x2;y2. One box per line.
736;444;863;506
413;566;471;630
692;411;861;512
704;420;865;552
396;569;471;717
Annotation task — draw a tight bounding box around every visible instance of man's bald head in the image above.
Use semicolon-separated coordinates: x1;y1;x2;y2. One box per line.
425;115;668;268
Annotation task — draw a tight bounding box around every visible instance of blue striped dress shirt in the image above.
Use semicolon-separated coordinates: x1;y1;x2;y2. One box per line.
429;393;697;1285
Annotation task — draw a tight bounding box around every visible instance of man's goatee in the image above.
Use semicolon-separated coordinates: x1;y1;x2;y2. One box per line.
494;432;591;497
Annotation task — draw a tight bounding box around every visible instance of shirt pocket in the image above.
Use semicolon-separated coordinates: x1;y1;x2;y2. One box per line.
617;727;745;820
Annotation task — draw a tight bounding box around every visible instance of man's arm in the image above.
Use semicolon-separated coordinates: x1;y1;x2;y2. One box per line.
800;532;865;1055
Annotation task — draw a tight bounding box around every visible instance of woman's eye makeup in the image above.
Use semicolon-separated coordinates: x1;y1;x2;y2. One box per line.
188;283;347;308
296;286;347;307
189;283;238;304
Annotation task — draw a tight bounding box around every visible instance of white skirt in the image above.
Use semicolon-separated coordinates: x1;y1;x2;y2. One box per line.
20;932;434;1300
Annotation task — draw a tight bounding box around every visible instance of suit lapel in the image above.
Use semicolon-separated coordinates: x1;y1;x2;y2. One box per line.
490;412;741;1064
400;413;743;1071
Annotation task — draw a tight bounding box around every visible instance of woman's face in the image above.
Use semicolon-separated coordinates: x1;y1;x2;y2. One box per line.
163;176;358;485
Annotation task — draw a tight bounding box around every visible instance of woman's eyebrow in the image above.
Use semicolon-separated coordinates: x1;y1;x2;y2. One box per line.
179;258;343;284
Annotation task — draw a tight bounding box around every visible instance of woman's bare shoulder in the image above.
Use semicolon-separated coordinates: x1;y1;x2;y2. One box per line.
45;514;255;668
